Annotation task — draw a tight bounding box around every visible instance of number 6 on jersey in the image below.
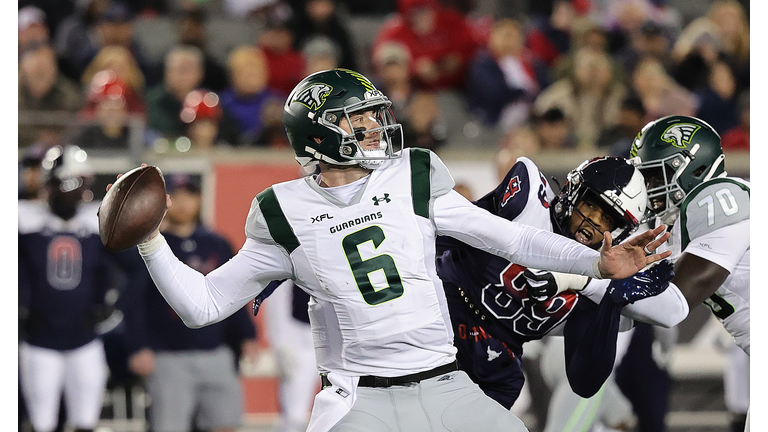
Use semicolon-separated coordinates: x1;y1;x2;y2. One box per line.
342;226;404;305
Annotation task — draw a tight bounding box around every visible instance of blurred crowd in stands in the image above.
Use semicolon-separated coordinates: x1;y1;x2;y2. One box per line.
18;0;749;159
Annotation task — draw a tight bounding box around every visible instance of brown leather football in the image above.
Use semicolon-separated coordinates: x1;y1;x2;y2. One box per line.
98;165;167;251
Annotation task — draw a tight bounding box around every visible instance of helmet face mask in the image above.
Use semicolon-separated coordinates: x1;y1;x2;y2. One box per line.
634;158;683;217
553;157;648;248
319;101;402;168
284;69;403;169
630;115;725;224
567;193;622;248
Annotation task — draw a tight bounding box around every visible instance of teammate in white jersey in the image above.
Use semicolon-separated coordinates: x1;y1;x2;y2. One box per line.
629;115;750;356
126;69;672;432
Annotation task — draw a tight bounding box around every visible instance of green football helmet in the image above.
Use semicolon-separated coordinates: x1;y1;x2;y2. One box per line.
283;68;403;169
629;115;726;223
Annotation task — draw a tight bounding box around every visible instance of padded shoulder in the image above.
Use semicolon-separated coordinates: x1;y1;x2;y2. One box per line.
19;200;100;235
18;200;49;234
408;148;455;199
245;187;299;253
409;148;455;218
679;178;749;249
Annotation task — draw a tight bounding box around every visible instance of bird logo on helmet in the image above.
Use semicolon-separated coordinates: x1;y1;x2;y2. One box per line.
283;69;404;170
661;123;701;149
293;83;333;111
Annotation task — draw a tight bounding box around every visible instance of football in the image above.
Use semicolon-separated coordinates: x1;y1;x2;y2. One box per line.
98;165;167;251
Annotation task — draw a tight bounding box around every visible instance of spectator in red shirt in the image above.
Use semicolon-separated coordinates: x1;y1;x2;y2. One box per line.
372;0;483;91
720;90;749;151
256;14;306;96
466;17;548;130
524;0;579;70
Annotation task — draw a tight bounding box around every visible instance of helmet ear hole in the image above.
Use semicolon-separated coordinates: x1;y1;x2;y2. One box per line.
692;165;707;177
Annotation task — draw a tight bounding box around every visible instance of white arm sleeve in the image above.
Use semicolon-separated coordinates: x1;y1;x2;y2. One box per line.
580;278;689;328
140;235;293;328
433;190;602;278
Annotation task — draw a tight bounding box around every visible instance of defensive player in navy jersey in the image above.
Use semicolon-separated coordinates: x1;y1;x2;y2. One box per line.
19;145;140;432
435;156;689;411
121;174;258;432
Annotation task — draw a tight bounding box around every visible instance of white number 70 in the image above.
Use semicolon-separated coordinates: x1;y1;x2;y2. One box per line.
697;188;738;226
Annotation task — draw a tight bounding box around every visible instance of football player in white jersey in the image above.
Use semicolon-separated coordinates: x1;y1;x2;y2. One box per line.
630;115;750;431
127;69;673;432
630;115;750;356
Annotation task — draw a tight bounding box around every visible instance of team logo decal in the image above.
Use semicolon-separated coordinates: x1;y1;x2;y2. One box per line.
661;123;701;148
364;89;384;99
501;176;521;207
293;83;333;111
372;194;390;205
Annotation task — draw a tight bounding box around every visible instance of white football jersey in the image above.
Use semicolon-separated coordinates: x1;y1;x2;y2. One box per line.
246;148;458;376
665;177;750;354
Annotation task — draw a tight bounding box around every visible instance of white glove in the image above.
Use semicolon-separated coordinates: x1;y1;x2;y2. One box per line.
524;269;590;302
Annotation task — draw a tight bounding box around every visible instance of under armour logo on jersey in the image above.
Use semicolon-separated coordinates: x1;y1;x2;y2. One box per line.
501;176;521;207
487;346;501;362
662;123;701;148
372;194;390;205
293;83;333;111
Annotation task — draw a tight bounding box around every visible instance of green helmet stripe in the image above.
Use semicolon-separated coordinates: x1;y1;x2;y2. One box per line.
409;148;431;218
256;187;300;253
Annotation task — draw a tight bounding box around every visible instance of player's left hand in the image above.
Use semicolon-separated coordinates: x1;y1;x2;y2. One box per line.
607;259;675;306
598;225;672;279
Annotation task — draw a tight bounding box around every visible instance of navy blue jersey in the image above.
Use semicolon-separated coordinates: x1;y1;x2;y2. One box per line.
444;280;525;409
437;158;578;355
436;157;623;407
122;226;257;353
291;282;311;324
19;201;115;350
